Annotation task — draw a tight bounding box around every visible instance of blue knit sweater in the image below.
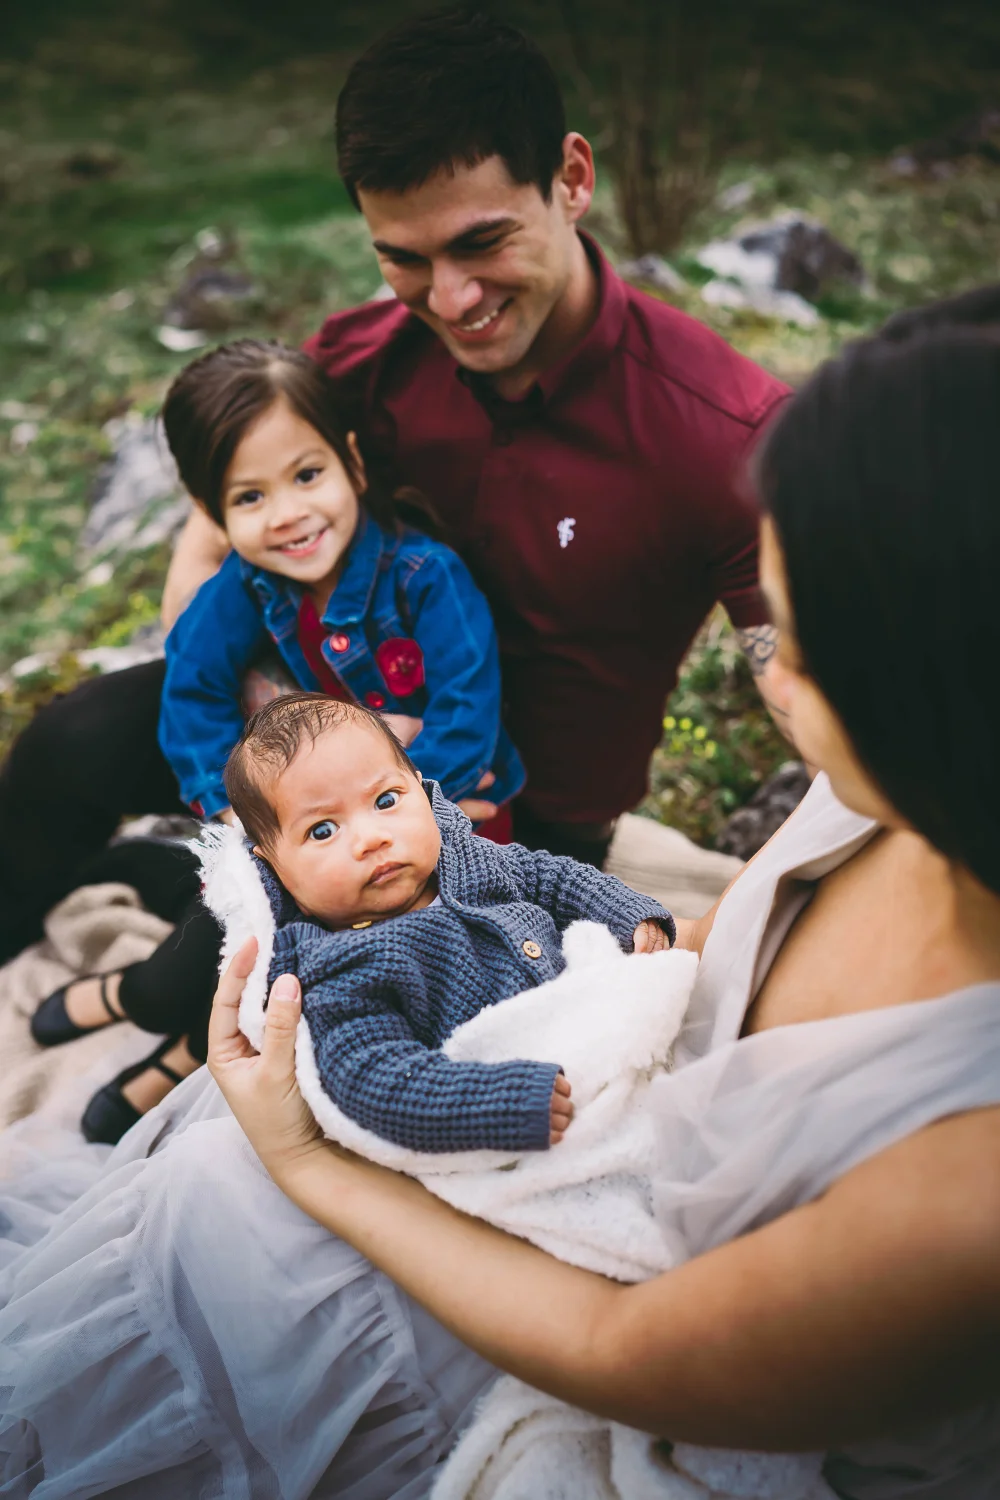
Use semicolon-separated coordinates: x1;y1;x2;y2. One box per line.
259;783;673;1155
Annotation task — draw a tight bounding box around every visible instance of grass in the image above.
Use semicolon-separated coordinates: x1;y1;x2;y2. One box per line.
3;16;999;845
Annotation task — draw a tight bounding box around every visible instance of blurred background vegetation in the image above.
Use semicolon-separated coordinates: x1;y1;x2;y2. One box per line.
2;0;999;845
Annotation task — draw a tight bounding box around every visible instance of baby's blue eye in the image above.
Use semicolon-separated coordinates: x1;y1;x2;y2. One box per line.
375;790;399;811
307;819;337;842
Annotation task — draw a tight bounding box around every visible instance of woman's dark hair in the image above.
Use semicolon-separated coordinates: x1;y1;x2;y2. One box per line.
336;7;567;208
878;283;1000;342
756;326;1000;892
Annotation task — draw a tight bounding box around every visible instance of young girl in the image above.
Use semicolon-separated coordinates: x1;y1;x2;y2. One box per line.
158;338;524;828
29;339;525;1145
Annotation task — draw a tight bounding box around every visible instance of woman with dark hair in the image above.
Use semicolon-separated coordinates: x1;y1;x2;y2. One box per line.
2;325;1000;1496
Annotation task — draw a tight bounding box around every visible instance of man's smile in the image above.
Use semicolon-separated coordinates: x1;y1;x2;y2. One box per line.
447;298;514;342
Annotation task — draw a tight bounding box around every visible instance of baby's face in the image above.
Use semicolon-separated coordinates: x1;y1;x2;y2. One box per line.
258;720;441;928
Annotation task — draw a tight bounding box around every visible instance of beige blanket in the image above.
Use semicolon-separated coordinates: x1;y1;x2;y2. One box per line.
0;815;740;1137
0;882;171;1134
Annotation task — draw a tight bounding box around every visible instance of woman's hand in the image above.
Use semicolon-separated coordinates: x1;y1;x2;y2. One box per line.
207;938;325;1182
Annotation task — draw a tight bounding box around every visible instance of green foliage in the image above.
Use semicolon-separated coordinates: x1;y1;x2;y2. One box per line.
640;617;789;847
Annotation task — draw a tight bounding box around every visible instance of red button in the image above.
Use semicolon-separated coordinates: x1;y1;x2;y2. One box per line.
330;633;349;653
365;691;386;709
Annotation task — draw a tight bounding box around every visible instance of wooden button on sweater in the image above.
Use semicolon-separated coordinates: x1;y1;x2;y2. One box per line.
522;940;542;959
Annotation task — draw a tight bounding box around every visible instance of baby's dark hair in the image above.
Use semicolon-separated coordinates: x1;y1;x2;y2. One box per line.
224;692;418;852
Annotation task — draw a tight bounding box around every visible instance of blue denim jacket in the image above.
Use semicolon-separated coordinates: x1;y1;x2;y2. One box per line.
160;512;526;817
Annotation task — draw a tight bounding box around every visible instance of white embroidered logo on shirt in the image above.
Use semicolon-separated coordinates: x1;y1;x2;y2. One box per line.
557;517;577;549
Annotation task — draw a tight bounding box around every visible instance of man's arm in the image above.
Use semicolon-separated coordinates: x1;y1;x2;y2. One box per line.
161;506;230;631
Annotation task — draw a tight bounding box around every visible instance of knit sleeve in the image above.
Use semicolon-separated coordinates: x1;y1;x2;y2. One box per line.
303;972;561;1154
498;846;676;950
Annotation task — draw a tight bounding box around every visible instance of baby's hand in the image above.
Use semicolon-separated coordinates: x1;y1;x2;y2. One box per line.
550;1074;574;1145
633;919;670;954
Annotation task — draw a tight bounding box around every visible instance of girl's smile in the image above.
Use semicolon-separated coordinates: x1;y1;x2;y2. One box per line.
221;396;364;609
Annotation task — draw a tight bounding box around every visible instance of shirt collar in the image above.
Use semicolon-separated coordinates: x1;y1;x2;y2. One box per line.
320;508;386;626
456;230;627;416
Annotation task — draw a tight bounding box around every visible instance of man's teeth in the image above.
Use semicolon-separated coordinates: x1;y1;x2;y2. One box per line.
460;305;504;333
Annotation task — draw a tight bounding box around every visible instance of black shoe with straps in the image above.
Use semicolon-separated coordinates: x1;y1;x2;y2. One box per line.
81;1037;187;1146
30;972;122;1047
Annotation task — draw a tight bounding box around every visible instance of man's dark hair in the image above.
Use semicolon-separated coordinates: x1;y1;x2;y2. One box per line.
336;7;567;207
224;693;418;852
756;324;1000;893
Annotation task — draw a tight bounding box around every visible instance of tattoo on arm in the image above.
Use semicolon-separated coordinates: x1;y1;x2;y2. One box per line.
736;625;779;679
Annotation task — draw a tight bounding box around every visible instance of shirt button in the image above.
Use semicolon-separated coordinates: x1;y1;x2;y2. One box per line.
330;633;349;653
522;939;542;959
365;691;386;709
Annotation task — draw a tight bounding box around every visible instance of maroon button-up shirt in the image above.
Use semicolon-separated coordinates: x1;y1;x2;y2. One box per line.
303;236;789;824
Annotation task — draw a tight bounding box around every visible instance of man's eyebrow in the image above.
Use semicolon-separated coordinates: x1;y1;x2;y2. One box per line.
372;217;520;259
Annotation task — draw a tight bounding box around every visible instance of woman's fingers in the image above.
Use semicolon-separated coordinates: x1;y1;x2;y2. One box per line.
207;938;257;1067
260;974;301;1072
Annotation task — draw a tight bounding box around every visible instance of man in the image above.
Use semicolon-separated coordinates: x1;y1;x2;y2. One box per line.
165;7;786;860
0;7;785;964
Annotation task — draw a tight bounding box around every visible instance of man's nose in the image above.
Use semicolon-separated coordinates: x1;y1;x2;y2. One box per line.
426;261;483;324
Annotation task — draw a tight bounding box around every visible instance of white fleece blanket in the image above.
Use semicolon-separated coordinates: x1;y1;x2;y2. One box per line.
199;825;834;1500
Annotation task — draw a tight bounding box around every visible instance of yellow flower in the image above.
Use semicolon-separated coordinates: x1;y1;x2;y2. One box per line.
705;740;717;758
663;715;676;730
679;716;692;731
693;725;707;740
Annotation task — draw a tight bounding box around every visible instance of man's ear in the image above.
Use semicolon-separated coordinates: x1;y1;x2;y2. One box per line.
346;431;368;495
555;132;596;225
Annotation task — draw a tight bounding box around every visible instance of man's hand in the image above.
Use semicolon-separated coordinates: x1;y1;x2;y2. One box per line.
736;625;794;745
456;769;499;824
550;1074;574;1144
381;713;423;748
633;918;670;953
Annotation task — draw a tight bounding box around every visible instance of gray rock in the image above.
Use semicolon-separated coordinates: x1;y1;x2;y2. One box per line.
618;254;686;294
715;761;812;862
81;413;189;561
698;213;866;323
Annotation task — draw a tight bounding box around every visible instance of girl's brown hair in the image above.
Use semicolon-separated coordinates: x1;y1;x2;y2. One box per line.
161;339;441;536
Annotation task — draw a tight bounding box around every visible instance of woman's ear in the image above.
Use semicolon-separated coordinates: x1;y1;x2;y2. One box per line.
346;431;368;495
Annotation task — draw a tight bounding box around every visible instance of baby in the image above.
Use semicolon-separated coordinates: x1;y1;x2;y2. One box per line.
224;692;675;1154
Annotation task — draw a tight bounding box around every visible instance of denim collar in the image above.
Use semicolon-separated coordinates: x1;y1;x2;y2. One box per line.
239;509;388;627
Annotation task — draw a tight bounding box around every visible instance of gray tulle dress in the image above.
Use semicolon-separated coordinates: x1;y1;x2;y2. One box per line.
1;773;999;1499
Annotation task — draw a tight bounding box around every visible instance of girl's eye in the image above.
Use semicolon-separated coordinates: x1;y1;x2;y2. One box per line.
374;790;400;811
307;819;337;842
296;466;322;485
232;489;263;508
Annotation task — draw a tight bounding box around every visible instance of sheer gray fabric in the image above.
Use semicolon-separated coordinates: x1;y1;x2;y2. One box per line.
1;775;998;1497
